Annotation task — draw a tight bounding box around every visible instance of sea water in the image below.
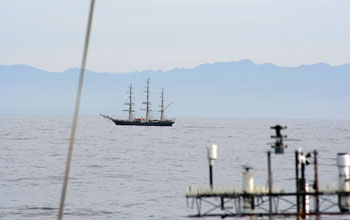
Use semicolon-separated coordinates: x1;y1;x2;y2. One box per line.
1;115;350;219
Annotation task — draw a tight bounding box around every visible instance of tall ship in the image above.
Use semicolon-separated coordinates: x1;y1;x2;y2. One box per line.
101;79;175;126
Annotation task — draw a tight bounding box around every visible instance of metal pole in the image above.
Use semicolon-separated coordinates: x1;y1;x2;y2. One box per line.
268;151;273;220
314;150;320;220
209;163;213;189
295;150;300;220
221;197;224;210
301;160;306;220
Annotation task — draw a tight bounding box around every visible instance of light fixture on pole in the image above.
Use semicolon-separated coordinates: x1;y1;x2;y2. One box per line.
207;143;217;189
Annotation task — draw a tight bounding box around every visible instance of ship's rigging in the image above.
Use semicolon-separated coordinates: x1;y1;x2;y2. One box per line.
101;78;175;126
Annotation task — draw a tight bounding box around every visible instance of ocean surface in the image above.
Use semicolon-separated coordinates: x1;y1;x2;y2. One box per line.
1;115;350;219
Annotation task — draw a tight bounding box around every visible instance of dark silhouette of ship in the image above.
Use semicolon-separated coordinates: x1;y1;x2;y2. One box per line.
101;79;175;126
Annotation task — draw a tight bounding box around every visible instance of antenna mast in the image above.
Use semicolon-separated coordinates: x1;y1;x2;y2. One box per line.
124;83;134;121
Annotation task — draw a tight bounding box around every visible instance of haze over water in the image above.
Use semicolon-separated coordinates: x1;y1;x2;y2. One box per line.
1;115;349;219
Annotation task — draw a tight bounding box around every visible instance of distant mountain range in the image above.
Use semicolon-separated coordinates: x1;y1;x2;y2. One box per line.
1;60;349;119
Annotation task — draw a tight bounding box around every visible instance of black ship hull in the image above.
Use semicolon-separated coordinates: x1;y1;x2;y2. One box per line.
112;119;174;127
101;115;174;127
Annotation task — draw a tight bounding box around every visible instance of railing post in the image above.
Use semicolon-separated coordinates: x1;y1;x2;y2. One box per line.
314;150;320;220
295;150;300;220
268;151;273;220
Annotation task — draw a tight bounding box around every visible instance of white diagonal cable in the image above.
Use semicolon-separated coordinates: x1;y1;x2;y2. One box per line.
58;0;95;219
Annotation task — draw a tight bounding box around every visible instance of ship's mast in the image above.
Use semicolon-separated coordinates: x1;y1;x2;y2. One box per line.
160;88;165;121
123;83;134;121
142;78;151;122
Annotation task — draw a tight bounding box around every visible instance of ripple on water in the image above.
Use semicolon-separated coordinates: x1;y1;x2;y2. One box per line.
1;115;350;219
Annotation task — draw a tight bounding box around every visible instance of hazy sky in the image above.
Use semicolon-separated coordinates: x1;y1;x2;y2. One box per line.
1;0;349;73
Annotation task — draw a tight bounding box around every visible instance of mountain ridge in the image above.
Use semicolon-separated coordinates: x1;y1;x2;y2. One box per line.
2;59;349;75
1;60;349;119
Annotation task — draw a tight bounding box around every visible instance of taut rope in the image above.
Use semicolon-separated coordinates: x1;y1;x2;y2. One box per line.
58;0;95;219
